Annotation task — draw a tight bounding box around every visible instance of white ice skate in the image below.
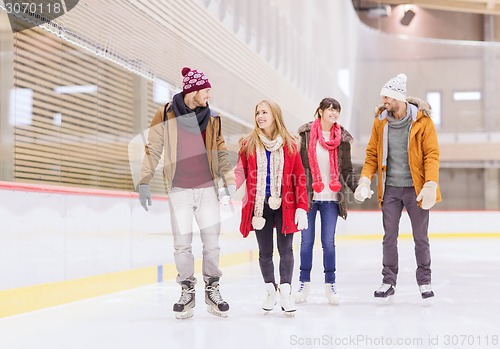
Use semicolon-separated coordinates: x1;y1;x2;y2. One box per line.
325;283;340;305
279;283;296;316
294;281;310;304
262;283;277;313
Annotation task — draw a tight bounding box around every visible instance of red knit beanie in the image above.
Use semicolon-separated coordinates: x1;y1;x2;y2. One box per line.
181;67;211;94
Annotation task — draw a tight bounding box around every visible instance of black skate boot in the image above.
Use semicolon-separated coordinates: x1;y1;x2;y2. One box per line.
374;283;395;300
205;277;229;318
173;281;195;319
419;284;435;299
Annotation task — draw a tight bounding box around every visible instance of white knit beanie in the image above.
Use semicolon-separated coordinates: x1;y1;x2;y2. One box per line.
380;73;407;102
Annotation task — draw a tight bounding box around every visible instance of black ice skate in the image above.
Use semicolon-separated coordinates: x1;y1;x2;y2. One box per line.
374;283;395;298
173;281;195;319
205;278;229;317
419;284;435;299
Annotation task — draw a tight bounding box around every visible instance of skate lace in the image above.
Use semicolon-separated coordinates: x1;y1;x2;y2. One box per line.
206;285;224;304
178;288;195;304
419;284;432;293
377;283;392;292
327;284;336;294
298;283;306;292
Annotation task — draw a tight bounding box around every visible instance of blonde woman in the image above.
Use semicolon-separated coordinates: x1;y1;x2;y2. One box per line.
235;100;308;315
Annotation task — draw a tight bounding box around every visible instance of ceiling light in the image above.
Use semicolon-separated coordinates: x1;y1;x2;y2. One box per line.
400;8;416;26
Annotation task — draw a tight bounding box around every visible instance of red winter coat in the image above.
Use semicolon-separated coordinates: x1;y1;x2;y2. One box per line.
235;144;308;238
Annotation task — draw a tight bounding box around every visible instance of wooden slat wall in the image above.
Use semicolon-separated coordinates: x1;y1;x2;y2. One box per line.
11;23;253;193
13;27;135;191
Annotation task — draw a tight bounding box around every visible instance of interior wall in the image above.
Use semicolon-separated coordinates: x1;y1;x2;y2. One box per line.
439;168;486;209
357;5;485;41
496;16;500;41
354;58;490;135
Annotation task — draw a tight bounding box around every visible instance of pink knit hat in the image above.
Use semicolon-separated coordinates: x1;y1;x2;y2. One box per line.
181;67;211;94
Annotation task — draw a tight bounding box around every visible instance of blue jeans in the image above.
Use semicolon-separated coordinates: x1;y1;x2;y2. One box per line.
299;201;339;284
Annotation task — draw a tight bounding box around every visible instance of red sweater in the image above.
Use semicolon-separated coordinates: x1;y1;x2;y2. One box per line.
235;144;308;238
172;126;212;188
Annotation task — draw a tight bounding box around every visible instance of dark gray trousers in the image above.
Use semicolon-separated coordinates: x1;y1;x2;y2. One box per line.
381;186;431;286
255;202;294;285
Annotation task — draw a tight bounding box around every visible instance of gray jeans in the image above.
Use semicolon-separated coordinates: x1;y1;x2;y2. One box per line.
381;186;431;286
168;186;222;286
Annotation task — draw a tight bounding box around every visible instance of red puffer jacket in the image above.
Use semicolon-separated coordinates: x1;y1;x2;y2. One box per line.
235;144;308;238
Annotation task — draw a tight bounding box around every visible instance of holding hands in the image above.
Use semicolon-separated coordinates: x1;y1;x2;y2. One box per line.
218;184;237;205
295;208;308;230
354;177;374;203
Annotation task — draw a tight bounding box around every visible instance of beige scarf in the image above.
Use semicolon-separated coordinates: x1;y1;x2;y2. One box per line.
252;134;284;230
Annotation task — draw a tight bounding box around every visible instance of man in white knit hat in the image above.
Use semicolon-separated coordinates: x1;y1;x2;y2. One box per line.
354;73;441;300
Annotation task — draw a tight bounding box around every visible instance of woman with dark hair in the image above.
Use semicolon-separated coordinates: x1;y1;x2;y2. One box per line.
295;98;358;305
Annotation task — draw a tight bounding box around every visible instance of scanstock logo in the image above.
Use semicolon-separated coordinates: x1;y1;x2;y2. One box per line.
4;0;80;33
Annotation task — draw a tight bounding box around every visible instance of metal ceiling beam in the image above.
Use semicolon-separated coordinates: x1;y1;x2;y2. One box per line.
363;0;500;15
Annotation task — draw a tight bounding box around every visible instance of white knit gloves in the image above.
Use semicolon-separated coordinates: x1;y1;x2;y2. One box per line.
218;184;236;205
354;177;374;202
294;208;308;230
416;181;438;210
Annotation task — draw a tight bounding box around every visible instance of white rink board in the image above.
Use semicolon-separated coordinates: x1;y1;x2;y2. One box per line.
1;186;498;290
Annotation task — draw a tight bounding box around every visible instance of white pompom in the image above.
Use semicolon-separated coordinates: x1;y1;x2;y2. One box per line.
268;197;282;210
397;73;407;82
252;216;266;230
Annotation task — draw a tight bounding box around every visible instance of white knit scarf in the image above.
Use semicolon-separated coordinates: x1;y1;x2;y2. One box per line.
252;134;284;230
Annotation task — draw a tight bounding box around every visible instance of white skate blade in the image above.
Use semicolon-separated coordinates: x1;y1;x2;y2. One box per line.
174;308;194;319
422;297;434;307
281;307;296;316
374;295;394;305
207;305;228;318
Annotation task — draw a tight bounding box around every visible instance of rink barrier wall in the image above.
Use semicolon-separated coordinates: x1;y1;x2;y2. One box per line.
1;181;500;318
0;250;256;319
0;181;257;318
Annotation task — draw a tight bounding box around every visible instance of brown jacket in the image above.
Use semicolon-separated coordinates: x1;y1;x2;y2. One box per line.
139;104;235;191
361;97;441;206
298;122;359;219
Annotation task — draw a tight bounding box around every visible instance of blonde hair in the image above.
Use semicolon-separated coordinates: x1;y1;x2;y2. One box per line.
239;100;297;156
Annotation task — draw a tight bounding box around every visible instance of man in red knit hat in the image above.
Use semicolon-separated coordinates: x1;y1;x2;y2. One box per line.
138;67;236;319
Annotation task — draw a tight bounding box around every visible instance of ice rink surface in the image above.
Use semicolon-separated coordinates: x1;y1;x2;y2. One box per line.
1;237;499;349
